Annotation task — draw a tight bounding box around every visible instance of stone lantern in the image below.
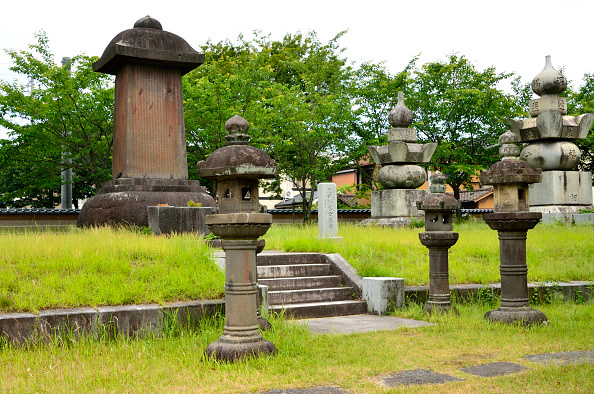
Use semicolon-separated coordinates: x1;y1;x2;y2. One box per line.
417;171;460;313
197;115;277;361
78;16;215;227
480;131;548;326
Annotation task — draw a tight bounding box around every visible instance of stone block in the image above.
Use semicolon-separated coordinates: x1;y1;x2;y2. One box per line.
37;308;97;339
147;205;215;235
0;313;38;345
529;96;567;117
317;183;341;239
97;305;163;337
362;277;404;315
573;213;594;225
371;189;427;218
529;171;592;206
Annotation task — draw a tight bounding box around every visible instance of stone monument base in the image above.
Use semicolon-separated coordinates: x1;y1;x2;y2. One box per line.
528;170;592;206
360;189;427;227
206;336;277;361
78;178;216;228
484;307;548;327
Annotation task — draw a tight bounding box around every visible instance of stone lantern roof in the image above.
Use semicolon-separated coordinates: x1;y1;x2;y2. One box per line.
417;171;460;211
481;131;542;186
93;15;204;75
196;115;277;180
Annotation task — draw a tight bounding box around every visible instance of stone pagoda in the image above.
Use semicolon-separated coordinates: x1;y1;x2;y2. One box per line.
506;56;593;219
78;16;215;227
363;92;437;226
197;115;278;361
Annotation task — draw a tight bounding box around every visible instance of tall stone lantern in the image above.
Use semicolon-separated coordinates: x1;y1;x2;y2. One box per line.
78;16;215;227
417;171;460;314
197;115;277;361
480;131;548;326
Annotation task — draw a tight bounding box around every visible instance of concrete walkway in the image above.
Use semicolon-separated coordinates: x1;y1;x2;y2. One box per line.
290;314;432;335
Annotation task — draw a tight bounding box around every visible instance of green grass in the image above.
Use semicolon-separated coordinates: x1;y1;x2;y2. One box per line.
0;227;224;313
1;302;592;393
263;221;594;285
0;222;592;313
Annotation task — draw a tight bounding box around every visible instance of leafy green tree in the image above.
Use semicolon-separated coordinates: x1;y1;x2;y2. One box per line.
0;32;114;207
408;54;521;202
566;73;594;177
183;32;359;222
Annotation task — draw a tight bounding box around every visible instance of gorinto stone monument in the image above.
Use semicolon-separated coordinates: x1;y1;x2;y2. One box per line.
197;115;277;361
78;16;215;227
506;56;593;218
362;92;437;227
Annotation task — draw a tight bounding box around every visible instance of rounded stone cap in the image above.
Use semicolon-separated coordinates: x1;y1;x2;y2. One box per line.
531;55;567;96
93;16;204;75
388;91;414;128
196;116;277;180
418;191;460;211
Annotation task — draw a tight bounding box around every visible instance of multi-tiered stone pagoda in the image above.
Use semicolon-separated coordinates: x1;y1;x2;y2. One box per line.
363;92;437;227
506;56;593;219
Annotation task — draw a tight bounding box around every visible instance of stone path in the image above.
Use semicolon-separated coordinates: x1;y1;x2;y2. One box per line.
255;350;593;392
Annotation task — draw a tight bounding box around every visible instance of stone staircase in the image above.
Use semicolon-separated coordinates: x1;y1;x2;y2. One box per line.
257;252;367;318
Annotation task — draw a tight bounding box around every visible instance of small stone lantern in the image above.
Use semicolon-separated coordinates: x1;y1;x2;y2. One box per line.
417;171;460;313
197;115;277;361
480;131;548;326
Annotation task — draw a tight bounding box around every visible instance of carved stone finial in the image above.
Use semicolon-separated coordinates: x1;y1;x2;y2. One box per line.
225;115;250;145
429;171;447;193
499;130;520;160
531;55;567;97
133;15;163;30
388;91;414;128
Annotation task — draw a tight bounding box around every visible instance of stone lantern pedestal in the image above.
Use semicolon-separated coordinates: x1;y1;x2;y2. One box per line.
197;116;277;361
481;131;548;326
417;172;460;314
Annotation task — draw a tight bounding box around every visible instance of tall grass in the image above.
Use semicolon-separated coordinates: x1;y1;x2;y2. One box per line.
263;221;594;285
1;301;592;392
0;227;224;313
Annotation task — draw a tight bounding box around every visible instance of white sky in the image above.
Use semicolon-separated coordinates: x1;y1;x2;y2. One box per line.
0;0;592;108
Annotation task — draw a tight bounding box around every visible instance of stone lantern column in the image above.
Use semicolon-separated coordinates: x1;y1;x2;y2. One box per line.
197;115;277;361
417;171;460;314
480;131;548;326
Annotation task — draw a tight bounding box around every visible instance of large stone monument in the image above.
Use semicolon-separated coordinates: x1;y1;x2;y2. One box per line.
362;92;437;227
198;115;277;361
78;16;215;227
506;56;593;218
317;183;341;239
480;131;548;326
417;171;460;314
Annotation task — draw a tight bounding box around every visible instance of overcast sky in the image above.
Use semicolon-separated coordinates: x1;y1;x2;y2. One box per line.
1;0;591;97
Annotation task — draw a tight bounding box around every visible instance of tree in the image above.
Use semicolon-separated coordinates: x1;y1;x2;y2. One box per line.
566;73;594;177
183;32;359;222
408;54;522;203
0;32;114;207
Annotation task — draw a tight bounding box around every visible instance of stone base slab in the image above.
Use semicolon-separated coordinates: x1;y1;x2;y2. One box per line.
484;307;548;326
529;171;592;206
362;277;404;315
370;189;427;219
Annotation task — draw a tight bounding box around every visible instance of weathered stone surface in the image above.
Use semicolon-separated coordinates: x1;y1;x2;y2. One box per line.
460;362;526;377
481;159;542;186
377;164;426;189
520;141;581;170
370;189;427;218
317;183;340;239
78;189;215;227
148;206;215;235
38;307;97;339
98;304;163;337
387;128;416;142
256;386;348;393
485;307;549;326
529;96;567;117
381;369;462;387
362;277;404;314
0;313;38;344
528;171;593;206
525;350;594;365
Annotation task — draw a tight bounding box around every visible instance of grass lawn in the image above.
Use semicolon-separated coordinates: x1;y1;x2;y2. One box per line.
0;222;592;313
1;302;592;393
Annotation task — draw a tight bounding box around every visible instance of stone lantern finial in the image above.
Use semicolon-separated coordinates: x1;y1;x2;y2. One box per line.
531;55;567;97
388;91;414;128
133;15;163;29
498;130;520;160
225;115;250;145
429;171;447;193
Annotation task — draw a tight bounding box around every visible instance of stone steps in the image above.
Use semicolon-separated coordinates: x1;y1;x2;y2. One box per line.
257;252;366;318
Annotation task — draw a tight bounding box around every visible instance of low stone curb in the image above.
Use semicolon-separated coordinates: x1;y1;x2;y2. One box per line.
405;281;593;304
0;299;224;345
